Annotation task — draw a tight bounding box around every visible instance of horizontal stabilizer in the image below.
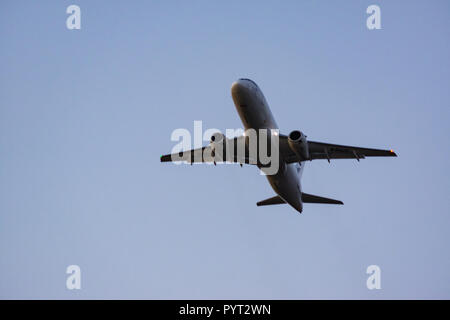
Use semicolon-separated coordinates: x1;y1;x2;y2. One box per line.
301;192;343;205
256;195;286;206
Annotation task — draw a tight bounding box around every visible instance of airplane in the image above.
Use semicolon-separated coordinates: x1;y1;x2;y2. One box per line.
161;78;397;213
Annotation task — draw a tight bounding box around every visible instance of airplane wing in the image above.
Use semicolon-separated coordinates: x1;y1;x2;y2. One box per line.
160;136;257;164
160;146;212;163
162;134;397;164
280;135;397;163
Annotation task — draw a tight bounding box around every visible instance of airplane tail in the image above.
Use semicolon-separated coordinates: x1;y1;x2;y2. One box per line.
257;193;343;206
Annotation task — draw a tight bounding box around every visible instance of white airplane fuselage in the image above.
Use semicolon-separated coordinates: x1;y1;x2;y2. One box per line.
231;78;304;213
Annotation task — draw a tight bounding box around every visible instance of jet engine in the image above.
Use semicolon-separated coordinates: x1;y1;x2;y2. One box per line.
210;132;225;145
287;130;310;161
210;132;227;161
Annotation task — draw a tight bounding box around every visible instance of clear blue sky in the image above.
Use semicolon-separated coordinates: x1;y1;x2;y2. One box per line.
1;0;449;299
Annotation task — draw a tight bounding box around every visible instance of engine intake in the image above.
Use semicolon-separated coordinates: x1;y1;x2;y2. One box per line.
210;132;225;144
288;130;310;160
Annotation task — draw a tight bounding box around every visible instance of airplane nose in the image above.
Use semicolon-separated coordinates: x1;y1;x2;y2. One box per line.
231;80;246;96
231;79;254;102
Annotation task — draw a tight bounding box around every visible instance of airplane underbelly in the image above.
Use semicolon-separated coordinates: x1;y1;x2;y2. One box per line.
235;102;265;129
232;83;277;130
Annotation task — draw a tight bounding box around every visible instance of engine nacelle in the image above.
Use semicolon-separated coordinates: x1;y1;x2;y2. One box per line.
210;132;227;161
210;132;225;145
287;130;310;160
